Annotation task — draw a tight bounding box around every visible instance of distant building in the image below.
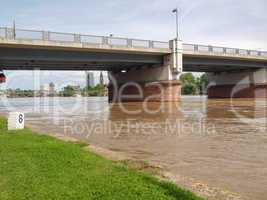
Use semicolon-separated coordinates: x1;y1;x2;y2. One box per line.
48;82;56;96
102;73;109;85
86;72;95;88
40;84;49;97
40;82;56;97
100;71;104;86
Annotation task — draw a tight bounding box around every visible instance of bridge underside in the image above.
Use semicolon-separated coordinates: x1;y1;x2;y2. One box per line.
0;47;266;72
207;68;267;98
0;47;163;71
0;46;267;101
0;48;163;71
183;56;266;72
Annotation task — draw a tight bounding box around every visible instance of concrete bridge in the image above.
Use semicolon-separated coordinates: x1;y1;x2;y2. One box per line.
0;27;267;101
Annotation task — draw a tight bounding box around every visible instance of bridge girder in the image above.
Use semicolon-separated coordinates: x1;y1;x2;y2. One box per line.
0;47;266;73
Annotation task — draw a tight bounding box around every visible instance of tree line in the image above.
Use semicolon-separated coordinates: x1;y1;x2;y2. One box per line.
179;73;209;95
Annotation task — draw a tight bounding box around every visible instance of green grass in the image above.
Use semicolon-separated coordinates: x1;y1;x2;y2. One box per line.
0;117;204;200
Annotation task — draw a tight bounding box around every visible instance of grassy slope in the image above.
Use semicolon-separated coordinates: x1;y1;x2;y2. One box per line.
0;118;204;200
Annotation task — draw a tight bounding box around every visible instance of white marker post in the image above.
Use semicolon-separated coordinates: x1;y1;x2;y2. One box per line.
8;112;24;130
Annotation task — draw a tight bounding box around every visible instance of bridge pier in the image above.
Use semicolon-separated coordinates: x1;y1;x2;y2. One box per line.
108;79;181;102
207;69;267;98
108;40;183;103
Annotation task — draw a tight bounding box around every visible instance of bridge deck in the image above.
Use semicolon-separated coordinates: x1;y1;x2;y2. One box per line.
0;27;267;58
0;27;266;72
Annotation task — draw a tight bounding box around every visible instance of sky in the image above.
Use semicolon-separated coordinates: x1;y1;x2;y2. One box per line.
1;0;266;89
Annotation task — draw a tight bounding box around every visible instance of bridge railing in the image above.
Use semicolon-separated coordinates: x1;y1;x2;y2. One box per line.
0;27;170;50
183;43;267;58
0;27;266;57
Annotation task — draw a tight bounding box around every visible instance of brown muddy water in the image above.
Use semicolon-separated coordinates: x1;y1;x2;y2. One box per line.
0;96;266;200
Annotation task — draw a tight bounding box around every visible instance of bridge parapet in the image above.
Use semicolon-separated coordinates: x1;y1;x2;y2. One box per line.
0;27;170;52
183;43;267;59
0;27;266;60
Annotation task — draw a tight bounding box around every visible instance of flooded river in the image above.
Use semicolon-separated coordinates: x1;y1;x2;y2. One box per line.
0;96;266;200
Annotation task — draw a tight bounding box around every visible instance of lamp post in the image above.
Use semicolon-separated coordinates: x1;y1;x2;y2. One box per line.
172;8;179;40
172;8;183;74
13;20;16;39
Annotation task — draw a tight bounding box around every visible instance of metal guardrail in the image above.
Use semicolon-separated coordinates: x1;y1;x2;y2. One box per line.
0;27;169;49
0;27;266;57
182;43;267;58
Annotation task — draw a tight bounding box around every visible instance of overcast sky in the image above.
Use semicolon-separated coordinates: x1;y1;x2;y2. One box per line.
1;0;266;89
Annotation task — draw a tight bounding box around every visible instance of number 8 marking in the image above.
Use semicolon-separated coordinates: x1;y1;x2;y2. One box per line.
18;114;23;124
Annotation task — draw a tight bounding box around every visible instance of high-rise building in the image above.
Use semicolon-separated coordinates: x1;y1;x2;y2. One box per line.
48;82;56;96
40;82;56;97
86;72;95;88
40;84;49;97
100;71;104;86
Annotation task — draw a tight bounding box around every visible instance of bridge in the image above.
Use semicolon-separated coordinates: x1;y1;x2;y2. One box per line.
0;27;267;101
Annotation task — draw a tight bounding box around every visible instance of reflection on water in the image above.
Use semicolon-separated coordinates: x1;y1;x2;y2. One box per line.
0;96;266;200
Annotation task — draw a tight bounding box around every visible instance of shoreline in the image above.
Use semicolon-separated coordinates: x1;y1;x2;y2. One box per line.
0;110;245;200
0;116;205;200
25;121;245;200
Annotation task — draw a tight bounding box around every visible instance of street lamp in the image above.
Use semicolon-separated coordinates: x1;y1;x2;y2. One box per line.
172;8;179;40
13;20;16;39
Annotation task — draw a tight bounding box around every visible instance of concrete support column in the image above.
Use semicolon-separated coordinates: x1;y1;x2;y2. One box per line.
108;80;181;102
170;39;183;74
108;63;182;102
107;40;183;103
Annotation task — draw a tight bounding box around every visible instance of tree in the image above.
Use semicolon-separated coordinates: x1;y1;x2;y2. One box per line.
182;83;197;95
62;86;77;97
82;84;106;97
196;74;209;95
180;73;197;95
179;73;209;95
180;73;196;85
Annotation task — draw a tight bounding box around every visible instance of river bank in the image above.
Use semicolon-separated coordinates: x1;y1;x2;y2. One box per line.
0;117;204;200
